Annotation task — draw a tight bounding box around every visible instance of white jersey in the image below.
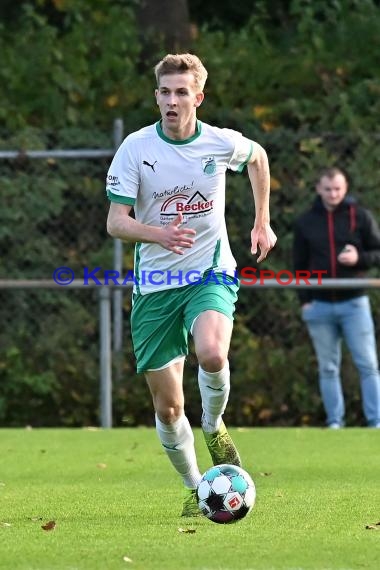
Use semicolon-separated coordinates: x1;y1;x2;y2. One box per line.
106;120;255;295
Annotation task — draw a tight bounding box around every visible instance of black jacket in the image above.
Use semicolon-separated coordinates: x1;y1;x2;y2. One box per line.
293;195;380;303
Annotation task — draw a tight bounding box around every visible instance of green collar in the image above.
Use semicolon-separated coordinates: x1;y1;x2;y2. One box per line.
156;120;202;145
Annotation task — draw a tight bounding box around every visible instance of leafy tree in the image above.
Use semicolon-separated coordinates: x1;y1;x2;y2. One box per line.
1;0;380;426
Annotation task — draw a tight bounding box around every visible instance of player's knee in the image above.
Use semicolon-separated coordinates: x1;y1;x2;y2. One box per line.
198;349;227;373
155;404;183;424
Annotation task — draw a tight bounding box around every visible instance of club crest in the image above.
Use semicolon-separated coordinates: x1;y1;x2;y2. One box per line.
202;156;216;175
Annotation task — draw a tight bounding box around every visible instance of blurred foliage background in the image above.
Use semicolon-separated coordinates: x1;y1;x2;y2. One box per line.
1;0;380;427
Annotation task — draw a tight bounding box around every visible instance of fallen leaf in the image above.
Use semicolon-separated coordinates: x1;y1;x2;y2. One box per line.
123;556;133;563
41;521;56;531
259;472;272;477
178;527;196;534
366;523;380;530
1;522;11;527
96;463;107;469
30;516;43;522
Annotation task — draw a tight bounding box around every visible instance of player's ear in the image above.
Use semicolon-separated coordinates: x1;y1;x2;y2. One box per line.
195;92;204;107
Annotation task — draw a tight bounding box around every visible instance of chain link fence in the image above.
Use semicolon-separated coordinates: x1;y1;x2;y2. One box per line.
1;126;380;427
0;120;126;427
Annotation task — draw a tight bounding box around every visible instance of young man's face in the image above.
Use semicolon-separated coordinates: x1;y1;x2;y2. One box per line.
155;72;204;138
316;173;348;211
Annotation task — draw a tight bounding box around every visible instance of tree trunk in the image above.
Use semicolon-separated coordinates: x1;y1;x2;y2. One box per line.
137;0;191;64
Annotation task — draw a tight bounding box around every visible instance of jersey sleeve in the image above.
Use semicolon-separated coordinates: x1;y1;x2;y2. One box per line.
106;136;140;205
223;129;255;173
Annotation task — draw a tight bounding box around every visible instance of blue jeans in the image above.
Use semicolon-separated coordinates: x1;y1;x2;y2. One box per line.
302;296;380;427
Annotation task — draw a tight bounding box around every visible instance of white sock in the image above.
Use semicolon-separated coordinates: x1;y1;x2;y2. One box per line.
198;361;230;433
155;414;202;489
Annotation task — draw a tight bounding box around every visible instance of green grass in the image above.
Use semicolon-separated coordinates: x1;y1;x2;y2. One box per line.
0;428;379;570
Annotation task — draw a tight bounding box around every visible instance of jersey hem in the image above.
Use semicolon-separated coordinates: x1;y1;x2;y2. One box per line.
237;141;254;173
107;191;135;206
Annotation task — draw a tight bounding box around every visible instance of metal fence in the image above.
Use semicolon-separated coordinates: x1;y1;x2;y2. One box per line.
2;126;380;428
0;119;125;364
0;119;126;428
1;278;380;428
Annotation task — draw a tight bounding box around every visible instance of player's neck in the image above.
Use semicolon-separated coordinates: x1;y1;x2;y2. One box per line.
161;118;198;141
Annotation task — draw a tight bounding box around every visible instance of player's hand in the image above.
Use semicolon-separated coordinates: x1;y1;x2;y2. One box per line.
337;244;358;266
250;223;277;263
160;213;196;255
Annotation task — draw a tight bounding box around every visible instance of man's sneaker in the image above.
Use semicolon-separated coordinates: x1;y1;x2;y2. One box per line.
328;422;341;429
181;488;201;517
202;421;242;467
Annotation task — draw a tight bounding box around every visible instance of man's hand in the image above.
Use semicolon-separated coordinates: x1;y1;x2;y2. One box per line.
337;244;358;266
251;223;277;263
160;213;196;255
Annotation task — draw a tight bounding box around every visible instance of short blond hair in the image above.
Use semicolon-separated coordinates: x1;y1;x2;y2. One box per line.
154;53;208;92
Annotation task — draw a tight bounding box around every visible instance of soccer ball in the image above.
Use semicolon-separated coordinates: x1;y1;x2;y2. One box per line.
197;464;256;524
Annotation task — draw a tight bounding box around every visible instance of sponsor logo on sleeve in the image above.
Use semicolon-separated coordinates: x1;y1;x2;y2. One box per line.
106;174;120;190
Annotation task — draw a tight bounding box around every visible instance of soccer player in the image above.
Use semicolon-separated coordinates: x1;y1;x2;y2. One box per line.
106;53;277;516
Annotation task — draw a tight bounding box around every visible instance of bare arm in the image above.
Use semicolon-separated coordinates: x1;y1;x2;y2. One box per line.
247;144;277;262
107;202;196;255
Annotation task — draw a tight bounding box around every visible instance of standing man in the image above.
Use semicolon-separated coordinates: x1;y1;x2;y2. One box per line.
106;53;277;516
293;167;380;429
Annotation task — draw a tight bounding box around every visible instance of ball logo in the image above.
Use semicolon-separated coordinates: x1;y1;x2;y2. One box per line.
228;495;242;509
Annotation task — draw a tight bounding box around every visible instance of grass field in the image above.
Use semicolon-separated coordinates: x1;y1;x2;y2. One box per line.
0;428;379;570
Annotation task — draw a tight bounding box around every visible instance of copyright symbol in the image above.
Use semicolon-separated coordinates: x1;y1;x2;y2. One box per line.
53;267;75;286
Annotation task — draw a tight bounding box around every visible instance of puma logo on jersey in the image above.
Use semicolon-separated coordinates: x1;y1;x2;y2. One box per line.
143;160;157;172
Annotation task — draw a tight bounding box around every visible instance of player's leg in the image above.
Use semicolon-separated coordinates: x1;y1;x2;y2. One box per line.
184;273;241;465
193;309;241;466
146;361;203;516
340;296;380;427
131;289;202;515
302;301;344;427
194;309;232;431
